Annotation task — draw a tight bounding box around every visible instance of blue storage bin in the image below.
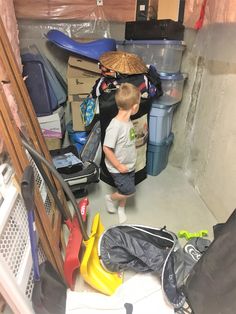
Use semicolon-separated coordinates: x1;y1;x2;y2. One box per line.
149;104;176;144
147;133;174;176
70;131;88;145
73;142;84;153
67;121;88;146
157;72;188;106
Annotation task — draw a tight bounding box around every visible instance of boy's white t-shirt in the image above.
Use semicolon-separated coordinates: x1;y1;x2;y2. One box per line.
103;118;137;174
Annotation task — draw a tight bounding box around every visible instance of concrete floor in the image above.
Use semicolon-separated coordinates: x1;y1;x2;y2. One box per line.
85;165;218;240
73;164;218;300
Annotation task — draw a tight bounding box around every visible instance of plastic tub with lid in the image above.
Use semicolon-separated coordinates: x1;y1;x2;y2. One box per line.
149;103;177;144
158;72;188;106
117;40;186;73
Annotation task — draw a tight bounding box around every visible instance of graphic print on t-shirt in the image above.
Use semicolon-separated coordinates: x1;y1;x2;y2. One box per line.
129;128;136;141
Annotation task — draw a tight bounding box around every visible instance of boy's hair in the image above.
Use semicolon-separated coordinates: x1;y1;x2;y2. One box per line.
115;83;140;110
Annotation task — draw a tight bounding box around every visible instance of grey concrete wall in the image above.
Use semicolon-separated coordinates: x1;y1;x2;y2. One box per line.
170;27;236;221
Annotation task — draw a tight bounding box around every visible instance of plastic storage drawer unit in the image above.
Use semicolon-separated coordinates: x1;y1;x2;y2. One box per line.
147;133;174;176
149;104;176;144
158;72;187;106
118;40;185;73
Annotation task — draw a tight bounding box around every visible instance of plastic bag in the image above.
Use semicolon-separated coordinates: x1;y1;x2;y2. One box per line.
80;97;96;127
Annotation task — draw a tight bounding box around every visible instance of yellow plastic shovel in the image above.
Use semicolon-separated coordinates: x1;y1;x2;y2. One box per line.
80;213;123;295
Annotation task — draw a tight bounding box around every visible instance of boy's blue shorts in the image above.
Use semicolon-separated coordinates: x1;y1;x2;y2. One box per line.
110;171;135;196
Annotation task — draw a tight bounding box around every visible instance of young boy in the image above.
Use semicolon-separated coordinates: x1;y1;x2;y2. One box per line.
103;83;141;223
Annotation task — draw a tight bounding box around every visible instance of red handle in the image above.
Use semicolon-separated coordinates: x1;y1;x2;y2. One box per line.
78;197;89;221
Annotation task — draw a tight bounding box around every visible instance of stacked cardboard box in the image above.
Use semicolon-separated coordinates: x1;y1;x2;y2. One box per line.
67;56;100;131
37;106;66;150
157;0;185;23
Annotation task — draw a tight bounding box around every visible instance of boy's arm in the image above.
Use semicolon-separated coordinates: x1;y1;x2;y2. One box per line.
103;145;128;173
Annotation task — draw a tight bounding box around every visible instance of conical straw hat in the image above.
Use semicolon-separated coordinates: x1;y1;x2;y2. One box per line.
99;51;148;75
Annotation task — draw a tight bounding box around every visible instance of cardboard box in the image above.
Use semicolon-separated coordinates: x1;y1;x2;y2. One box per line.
45;137;62;150
67;76;99;95
67;56;100;96
68;94;89;103
71;101;98;132
71;101;86;132
37;106;65;138
67;65;99;79
157;0;184;22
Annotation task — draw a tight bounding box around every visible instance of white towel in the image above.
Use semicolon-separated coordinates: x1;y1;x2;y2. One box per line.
66;273;174;314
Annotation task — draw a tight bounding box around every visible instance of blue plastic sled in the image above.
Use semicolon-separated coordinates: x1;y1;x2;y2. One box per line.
46;30;116;61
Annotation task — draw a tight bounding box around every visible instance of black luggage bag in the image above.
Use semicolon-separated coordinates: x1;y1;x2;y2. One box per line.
50;121;101;196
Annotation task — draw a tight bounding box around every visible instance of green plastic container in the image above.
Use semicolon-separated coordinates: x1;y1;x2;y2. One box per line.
147;133;174;176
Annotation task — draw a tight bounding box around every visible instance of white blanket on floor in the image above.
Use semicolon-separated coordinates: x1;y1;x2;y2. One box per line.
66;273;174;314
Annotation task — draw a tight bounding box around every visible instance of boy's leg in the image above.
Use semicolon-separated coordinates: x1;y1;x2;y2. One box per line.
118;197;127;208
105;191;127;215
105;194;117;213
117;207;127;224
106;171;135;223
111;192;128;224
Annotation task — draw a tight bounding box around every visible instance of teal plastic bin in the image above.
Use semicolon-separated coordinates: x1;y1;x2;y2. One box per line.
147;133;174;176
149;104;175;144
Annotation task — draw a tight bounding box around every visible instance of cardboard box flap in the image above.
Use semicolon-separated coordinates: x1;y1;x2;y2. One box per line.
71;101;86;131
68;56;100;74
67;65;100;79
68;94;89;102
